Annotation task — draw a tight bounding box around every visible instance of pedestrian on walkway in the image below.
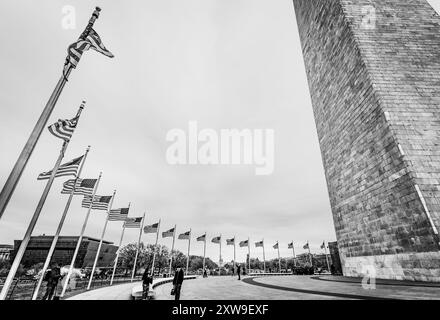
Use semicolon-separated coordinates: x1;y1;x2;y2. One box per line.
237;264;241;280
172;267;184;300
142;268;153;300
42;263;62;300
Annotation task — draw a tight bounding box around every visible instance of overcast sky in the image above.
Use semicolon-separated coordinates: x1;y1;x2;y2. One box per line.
1;0;439;264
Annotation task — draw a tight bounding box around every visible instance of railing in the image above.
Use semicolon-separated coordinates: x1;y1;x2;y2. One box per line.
0;274;142;300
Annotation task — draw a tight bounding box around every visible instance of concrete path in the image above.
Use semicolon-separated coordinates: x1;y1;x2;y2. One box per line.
67;275;440;300
67;281;142;300
155;275;440;300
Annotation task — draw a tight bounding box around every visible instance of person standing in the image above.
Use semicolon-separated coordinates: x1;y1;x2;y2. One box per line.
142;268;153;300
172;267;184;300
42;264;62;300
236;264;241;280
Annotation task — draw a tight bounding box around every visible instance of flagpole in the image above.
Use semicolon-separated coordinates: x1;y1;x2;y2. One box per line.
32;142;89;300
247;237;251;274
131;212;146;282
186;229;191;276
323;241;330;272
233;236;236;275
202;232;206;276
60;172;102;297
168;225;177;277
0;141;69;300
0;7;102;221
150;219;160;277
87;190;116;290
262;240;266;273
292;241;296;267
307;240;312;267
277;242;281;272
219;234;222;275
110;210;128;286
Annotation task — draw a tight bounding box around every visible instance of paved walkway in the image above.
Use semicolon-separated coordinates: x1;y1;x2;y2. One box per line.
67;281;142;300
67;275;440;300
155;275;440;300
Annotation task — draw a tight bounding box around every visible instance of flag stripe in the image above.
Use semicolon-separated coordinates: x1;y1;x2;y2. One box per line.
38;156;83;180
124;217;142;228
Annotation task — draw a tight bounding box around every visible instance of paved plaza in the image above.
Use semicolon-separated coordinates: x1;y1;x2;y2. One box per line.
67;275;440;300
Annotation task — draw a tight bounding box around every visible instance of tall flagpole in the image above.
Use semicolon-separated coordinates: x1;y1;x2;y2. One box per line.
233;236;236;275
185;229;191;275
110;206;129;286
292;241;296;267
0;141;69;300
307;240;312;266
0;7;102;221
277;242;281;272
131;212;146;282
247;237;251;274
60;172;102;297
150;219;161;277
32;142;90;300
323;241;330;272
202;232;206;275
262;240;266;273
219;234;222;275
168;225;177;277
87;190;116;290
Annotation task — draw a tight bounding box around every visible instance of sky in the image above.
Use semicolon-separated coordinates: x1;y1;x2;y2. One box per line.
1;0;439;265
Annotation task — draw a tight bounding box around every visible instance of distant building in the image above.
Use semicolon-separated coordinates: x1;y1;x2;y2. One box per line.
10;235;117;268
0;244;13;261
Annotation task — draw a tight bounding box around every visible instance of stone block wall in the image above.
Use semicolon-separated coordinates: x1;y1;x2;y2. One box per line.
293;0;440;282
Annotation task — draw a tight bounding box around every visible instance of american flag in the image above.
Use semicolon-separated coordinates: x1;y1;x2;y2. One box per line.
37;156;83;180
196;234;206;242
211;236;221;244
255;241;264;248
48;117;79;142
288;242;294;249
64;28;114;75
162;228;175;238
303;242;309;250
61;178;97;195
273;242;279;249
144;222;159;234
239;240;249;247
178;231;191;240
108;207;129;221
81;195;112;211
124;217;143;228
226;238;235;246
321;241;326;249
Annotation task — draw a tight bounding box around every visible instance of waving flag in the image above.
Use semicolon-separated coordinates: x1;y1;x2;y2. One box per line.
108;207;129;221
211;236;221;244
144;222;159;234
124;217;142;228
255;241;264;248
226;238;235;246
196;234;206;242
288;242;294;249
273;242;279;249
82;195;112;210
178;231;191;240
64;28;114;75
61;178;97;195
162;228;175;238
48;117;79;142
303;242;309;250
239;240;249;247
38;156;83;180
321;241;326;249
